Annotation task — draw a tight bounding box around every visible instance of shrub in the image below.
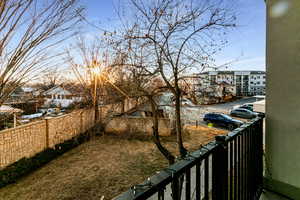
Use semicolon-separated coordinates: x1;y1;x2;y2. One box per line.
0;132;91;188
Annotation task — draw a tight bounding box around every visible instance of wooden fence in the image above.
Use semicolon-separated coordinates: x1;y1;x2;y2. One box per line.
0;109;95;169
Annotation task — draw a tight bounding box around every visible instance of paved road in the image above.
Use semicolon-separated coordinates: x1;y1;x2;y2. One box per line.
202;97;257;113
183;97;257;126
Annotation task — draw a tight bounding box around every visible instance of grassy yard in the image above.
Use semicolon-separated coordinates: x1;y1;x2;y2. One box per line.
0;125;227;200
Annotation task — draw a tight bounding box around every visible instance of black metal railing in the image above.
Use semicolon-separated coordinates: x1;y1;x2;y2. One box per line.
114;117;264;200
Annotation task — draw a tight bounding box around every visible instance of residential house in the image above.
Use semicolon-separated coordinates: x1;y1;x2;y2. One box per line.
42;86;83;108
123;92;201;124
5;87;44;114
183;73;236;104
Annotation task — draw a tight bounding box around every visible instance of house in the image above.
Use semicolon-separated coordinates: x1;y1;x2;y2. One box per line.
5;86;45;114
183;74;236;104
42;86;83;108
122;92;202;124
104;92;200;136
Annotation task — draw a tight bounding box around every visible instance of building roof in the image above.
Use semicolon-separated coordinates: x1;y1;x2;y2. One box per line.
43;86;72;95
195;70;265;75
0;105;23;113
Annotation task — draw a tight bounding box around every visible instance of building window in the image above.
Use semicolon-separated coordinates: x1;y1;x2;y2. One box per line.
211;75;216;85
257;82;260;84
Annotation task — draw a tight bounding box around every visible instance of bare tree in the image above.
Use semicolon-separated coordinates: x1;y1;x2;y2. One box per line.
111;41;177;164
66;36;111;123
97;49;178;167
39;67;63;90
118;0;236;157
0;0;83;106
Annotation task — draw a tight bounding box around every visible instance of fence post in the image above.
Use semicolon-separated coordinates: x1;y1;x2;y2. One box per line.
212;135;228;200
98;106;102;123
80;111;83;133
45;119;49;149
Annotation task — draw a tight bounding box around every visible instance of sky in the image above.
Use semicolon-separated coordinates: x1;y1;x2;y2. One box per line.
81;0;266;72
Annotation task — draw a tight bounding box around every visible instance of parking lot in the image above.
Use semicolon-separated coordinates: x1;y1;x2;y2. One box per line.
186;97;259;129
202;97;257;113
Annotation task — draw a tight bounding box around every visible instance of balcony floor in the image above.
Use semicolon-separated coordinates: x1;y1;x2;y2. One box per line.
260;190;292;200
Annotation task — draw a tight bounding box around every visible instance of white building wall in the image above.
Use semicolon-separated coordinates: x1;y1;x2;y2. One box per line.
191;71;266;97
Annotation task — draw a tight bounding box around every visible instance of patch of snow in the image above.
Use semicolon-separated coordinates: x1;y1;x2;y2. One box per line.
0;105;23;113
19;119;30;123
21;113;43;119
22;87;34;93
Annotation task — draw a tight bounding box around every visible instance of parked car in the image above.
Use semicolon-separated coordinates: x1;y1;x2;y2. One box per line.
243;103;254;107
203;113;243;130
239;104;254;111
230;108;259;119
234;103;265;117
233;103;253;111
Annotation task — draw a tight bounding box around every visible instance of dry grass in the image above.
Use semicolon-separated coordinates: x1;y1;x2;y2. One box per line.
0;125;227;200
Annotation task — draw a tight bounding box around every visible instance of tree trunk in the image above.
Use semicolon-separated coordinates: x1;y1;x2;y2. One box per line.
149;97;175;165
94;84;99;124
121;99;125;113
173;88;186;199
174;88;187;157
94;97;99;123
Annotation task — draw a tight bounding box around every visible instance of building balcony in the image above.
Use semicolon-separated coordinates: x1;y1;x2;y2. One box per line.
114;117;264;200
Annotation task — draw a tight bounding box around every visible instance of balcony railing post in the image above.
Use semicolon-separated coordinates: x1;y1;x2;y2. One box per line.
171;177;180;200
256;118;264;198
212;135;228;200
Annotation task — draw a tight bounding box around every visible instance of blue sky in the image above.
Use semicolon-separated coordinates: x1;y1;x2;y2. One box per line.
81;0;266;71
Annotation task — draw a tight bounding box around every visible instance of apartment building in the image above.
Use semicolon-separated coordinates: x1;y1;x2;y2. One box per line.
188;70;266;96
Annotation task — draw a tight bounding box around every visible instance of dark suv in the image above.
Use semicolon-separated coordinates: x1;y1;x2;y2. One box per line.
203;113;243;130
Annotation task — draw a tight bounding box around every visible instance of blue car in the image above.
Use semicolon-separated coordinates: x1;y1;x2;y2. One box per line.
203;113;243;130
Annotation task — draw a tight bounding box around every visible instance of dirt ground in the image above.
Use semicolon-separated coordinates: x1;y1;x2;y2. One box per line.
0;125;227;200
